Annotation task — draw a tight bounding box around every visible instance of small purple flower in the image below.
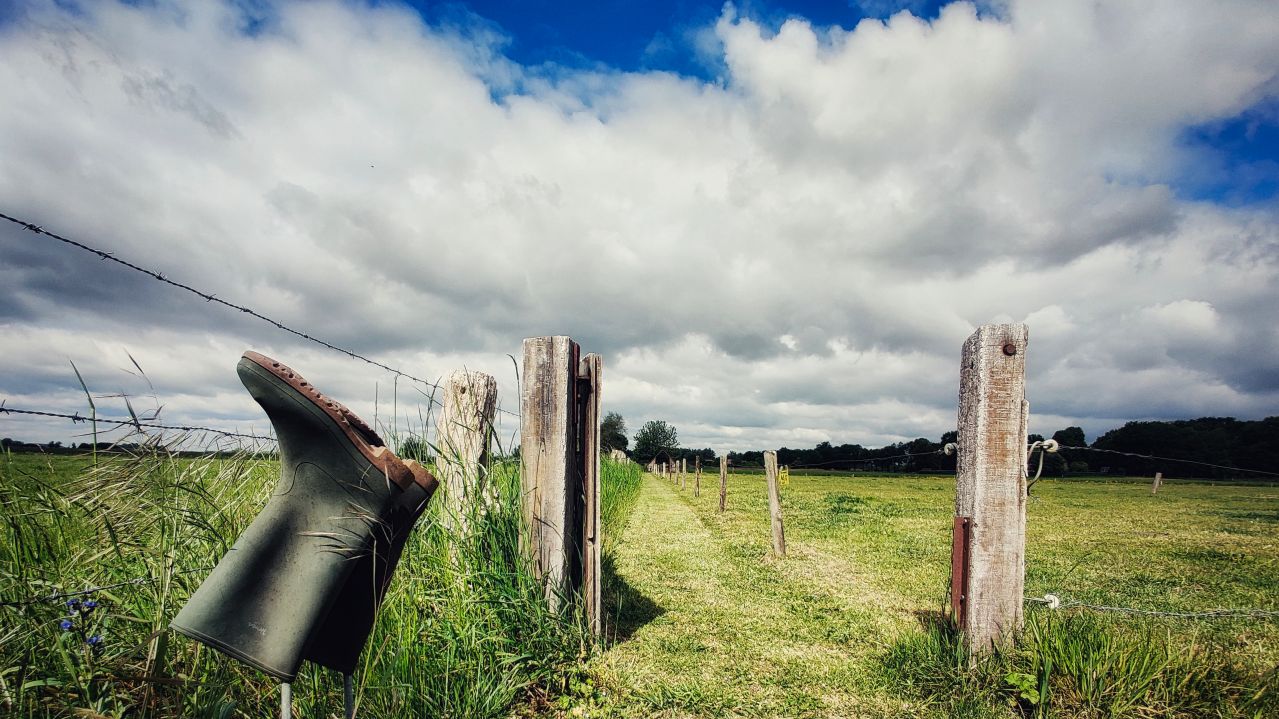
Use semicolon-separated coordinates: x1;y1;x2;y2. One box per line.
86;635;103;646
82;600;98;612
59;619;73;631
65;598;80;609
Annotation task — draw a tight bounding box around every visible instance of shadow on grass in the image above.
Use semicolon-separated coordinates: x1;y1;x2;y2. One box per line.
600;552;663;645
912;608;952;631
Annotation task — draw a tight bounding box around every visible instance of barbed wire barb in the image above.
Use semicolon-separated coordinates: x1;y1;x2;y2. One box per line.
1;567;214;608
1054;444;1279;478
0;405;276;442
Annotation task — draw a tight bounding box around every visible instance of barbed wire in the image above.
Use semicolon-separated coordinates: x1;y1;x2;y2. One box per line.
787;449;945;469
1055;444;1279;478
1025;593;1279;620
0;211;522;419
0;404;276;442
1;567;214;608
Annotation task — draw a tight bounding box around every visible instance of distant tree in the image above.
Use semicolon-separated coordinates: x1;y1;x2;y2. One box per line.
601;412;628;453
1052;426;1086;448
633;420;678;463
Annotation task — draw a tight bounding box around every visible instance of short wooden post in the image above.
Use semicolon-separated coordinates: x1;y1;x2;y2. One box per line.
719;456;727;512
1152;472;1163;494
694;456;701;497
434;370;498;533
765;450;786;557
952;323;1029;653
520;336;603;634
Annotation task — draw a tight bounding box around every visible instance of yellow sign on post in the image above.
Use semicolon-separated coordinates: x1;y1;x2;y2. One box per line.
779;466;790;489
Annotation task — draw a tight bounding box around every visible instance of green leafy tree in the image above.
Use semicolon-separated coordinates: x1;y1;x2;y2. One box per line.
633;420;679;463
601;411;628;453
1051;426;1086;448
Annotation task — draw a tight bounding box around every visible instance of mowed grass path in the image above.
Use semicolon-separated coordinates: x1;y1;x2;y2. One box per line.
590;471;1279;718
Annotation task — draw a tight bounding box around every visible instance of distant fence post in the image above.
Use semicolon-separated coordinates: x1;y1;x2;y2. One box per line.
520;336;603;635
435;370;498;534
694;456;701;497
952;323;1029;653
764;450;787;557
1152;472;1163;494
681;458;687;490
719;456;727;512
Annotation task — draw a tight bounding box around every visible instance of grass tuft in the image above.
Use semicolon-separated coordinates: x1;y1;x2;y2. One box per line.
881;609;1278;718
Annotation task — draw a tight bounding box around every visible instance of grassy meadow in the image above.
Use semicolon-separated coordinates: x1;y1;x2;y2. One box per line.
587;470;1279;718
0;448;643;718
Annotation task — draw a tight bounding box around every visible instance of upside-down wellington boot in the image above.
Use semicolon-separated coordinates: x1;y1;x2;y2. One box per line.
301;457;435;673
170;351;437;681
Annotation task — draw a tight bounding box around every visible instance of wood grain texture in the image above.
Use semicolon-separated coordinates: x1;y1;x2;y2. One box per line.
435;370;497;533
520;336;579;612
719;456;727;512
579;353;603;636
765;450;787;557
954;323;1028;652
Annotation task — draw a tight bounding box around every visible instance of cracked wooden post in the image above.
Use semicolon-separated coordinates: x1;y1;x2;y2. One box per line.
765;450;786;557
694;455;701;497
719;456;728;512
952;323;1029;653
520;336;602;635
435;370;498;534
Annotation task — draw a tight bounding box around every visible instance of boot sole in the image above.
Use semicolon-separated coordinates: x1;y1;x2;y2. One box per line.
241;351;434;492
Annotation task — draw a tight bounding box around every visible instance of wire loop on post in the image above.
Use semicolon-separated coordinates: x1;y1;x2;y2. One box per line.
1025;439;1058;493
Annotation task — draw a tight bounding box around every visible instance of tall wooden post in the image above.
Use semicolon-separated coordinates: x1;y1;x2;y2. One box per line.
1152;472;1163;494
719;456;727;512
765;450;786;557
520;336;602;634
694;456;701;497
952;323;1029;653
680;458;687;490
434;370;497;533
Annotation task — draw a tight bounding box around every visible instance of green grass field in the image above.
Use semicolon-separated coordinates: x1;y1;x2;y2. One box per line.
587;471;1279;718
3;454;1276;717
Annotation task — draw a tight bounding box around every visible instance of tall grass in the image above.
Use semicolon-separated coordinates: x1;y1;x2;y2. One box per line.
0;440;643;717
881;609;1278;718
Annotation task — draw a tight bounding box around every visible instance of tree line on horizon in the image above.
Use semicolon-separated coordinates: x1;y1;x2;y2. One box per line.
601;413;1279;480
8;414;1274;480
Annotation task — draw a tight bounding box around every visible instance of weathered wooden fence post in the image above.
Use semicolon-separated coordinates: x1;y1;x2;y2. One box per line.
435;370;498;533
694;456;701;497
765;450;786;557
681;458;687;490
520;336;603;635
1152;472;1163;494
719;456;727;512
952;323;1029;653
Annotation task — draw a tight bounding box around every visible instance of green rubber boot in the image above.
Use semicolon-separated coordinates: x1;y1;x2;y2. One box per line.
302;463;434;673
171;352;434;681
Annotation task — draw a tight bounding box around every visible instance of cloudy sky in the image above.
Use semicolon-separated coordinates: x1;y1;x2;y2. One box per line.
1;0;1277;453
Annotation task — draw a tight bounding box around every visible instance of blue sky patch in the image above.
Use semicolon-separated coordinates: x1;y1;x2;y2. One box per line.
403;1;952;78
1179;102;1279;206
